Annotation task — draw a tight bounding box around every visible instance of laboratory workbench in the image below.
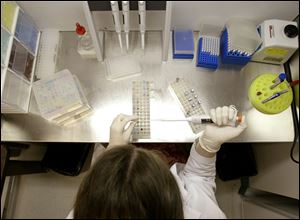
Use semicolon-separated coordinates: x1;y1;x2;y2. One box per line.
1;31;295;143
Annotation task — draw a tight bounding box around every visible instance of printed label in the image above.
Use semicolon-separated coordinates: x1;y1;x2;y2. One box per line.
264;48;288;57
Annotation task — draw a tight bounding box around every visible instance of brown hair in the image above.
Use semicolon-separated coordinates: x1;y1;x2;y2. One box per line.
74;145;184;219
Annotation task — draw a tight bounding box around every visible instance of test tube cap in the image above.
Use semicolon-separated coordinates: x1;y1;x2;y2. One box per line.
279;73;286;81
76;23;86;35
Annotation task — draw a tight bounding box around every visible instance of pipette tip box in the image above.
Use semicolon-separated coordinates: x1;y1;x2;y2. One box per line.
172;29;194;59
32;69;92;126
220;28;252;65
196;36;219;69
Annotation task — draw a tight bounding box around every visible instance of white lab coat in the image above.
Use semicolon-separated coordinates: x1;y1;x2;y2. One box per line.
170;142;226;219
66;142;226;219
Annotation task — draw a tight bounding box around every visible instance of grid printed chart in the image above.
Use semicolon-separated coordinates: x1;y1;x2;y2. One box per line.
132;81;152;139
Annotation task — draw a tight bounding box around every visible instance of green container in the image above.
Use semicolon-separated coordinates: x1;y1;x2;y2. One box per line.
248;73;293;114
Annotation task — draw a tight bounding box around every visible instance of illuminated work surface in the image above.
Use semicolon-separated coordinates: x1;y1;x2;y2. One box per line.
1;31;294;143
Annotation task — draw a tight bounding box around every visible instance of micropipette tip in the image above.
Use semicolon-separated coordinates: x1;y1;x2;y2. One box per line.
118;34;123;49
141;33;145;50
126;33;129;51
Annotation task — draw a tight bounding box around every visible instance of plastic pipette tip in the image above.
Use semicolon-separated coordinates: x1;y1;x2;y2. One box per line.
141;34;145;50
118;34;123;49
125;33;129;51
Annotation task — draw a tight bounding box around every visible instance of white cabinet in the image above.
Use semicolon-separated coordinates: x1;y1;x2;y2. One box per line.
251;143;299;199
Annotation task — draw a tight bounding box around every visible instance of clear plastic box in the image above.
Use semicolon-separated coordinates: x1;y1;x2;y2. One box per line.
226;18;262;55
8;39;33;81
32;69;92;125
199;24;222;37
2;69;31;111
34;29;61;79
15;10;39;54
173;29;194;55
105;55;142;81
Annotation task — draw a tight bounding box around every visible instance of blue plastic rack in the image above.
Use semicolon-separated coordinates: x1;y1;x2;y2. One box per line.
220;28;251;65
196;37;219;69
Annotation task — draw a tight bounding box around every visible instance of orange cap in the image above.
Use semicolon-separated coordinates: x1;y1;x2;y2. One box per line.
76;22;86;35
236;114;243;123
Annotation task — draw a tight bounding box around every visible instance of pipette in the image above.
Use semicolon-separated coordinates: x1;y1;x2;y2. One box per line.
110;1;123;49
122;1;130;51
138;1;146;50
151;114;243;127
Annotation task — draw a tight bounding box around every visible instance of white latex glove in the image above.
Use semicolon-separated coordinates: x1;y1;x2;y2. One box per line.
198;105;247;153
108;114;138;148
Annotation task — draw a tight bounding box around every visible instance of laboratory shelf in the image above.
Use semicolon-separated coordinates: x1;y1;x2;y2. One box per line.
1;1;40;113
15;10;39;54
9;39;34;82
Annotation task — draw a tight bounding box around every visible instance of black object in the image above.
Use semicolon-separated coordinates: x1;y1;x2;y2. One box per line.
284;24;298;38
284;48;299;164
1;143;48;197
42;143;93;176
238;176;250;195
216;143;257;181
88;1;166;11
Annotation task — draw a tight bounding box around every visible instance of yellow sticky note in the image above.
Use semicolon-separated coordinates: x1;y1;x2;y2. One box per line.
264;48;288;57
1;1;18;33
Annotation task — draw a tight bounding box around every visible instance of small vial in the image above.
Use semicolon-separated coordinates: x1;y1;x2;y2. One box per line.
270;73;286;89
76;23;93;50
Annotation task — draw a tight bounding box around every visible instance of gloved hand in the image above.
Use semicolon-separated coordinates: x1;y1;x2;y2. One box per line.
108;114;138;148
198;105;247;153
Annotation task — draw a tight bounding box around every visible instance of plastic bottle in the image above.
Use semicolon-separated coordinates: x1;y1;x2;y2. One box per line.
75;22;96;58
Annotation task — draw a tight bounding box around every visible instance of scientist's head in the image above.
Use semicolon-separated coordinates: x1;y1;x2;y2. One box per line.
74;145;184;219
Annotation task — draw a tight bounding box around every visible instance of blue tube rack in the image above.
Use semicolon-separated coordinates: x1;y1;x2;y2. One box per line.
220;28;251;65
196;37;219;69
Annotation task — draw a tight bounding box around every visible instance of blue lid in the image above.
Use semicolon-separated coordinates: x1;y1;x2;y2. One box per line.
279;73;286;81
174;29;194;54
